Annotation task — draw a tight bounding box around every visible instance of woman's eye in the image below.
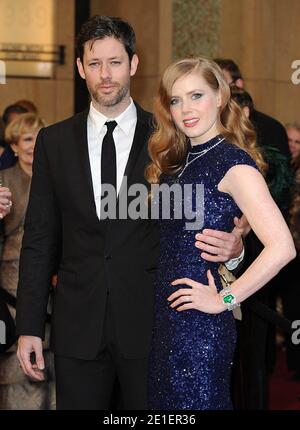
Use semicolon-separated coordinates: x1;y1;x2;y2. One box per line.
192;93;203;100
170;98;179;106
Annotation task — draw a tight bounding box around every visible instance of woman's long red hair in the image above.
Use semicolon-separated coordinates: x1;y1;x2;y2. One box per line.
145;57;267;185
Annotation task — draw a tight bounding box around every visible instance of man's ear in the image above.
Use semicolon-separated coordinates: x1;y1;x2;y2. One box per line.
130;54;139;77
76;58;86;80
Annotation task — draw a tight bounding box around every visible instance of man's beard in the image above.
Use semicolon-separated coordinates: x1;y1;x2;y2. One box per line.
90;80;129;108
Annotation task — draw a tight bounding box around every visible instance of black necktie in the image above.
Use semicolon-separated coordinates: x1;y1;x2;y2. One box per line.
101;120;117;190
101;121;117;218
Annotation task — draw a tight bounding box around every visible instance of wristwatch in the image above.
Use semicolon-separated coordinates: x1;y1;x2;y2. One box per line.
220;287;240;311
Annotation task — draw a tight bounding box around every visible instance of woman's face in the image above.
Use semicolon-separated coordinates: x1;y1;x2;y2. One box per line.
11;128;39;168
170;71;222;145
287;127;300;160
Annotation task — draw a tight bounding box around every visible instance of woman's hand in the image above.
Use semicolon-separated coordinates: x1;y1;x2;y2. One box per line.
168;270;225;314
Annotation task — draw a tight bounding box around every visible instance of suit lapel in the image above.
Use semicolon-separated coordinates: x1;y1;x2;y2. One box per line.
111;103;152;227
122;102;152;187
73;109;99;222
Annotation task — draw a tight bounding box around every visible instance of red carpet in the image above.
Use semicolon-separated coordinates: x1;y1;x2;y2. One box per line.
268;347;300;410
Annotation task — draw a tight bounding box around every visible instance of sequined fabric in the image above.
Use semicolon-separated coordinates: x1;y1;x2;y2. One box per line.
147;135;258;410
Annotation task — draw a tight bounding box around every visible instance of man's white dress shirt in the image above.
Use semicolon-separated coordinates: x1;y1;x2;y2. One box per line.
87;99;137;219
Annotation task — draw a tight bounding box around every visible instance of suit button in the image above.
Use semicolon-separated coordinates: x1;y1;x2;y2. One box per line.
105;254;112;260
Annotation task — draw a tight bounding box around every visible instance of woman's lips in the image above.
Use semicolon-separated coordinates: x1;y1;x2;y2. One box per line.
183;118;199;128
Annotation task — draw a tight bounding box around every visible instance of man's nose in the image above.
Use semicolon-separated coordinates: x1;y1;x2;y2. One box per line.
99;63;111;79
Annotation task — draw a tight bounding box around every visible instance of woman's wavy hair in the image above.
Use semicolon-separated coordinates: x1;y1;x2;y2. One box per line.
145;57;267;184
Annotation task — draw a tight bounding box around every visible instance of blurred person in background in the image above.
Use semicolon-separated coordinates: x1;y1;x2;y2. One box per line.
0;113;55;410
14;100;38;115
2;104;28;128
0;101;39;171
1;104;28;171
286;123;300;164
215;59;290;157
231;86;293;213
0;116;15;348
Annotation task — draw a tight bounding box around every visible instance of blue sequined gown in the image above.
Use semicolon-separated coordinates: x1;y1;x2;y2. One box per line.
147;135;258;410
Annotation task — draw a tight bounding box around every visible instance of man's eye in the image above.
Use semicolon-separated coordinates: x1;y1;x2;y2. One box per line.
89;62;99;67
111;61;121;65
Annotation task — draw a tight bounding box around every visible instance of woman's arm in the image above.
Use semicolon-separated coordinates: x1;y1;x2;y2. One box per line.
217;164;296;305
169;164;296;314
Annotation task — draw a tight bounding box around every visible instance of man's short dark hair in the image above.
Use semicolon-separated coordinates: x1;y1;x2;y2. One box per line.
2;104;27;126
230;86;254;115
76;15;136;63
214;58;243;83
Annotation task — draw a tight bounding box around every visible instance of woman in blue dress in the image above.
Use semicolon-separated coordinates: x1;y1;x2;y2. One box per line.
146;57;296;410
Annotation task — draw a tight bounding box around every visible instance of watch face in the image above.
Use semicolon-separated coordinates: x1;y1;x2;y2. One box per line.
223;294;234;304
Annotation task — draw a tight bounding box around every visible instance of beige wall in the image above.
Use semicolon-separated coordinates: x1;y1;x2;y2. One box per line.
90;0;172;113
219;0;300;125
91;0;300;124
1;0;298;124
0;0;74;126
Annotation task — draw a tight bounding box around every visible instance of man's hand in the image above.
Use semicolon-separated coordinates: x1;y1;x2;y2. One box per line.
0;187;12;219
195;216;249;262
232;214;251;238
17;336;45;381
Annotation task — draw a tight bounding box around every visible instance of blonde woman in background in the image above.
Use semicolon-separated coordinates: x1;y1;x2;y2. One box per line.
0;113;55;410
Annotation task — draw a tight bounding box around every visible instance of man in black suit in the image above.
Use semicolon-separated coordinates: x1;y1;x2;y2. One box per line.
16;17;245;410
